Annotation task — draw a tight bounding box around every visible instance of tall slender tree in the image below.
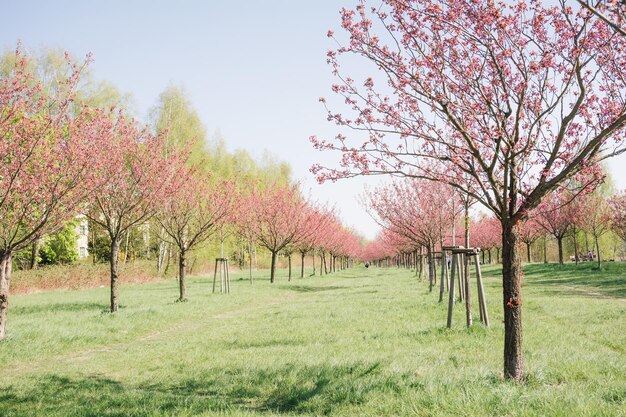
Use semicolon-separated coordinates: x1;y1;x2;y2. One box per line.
84;109;182;312
156;171;235;301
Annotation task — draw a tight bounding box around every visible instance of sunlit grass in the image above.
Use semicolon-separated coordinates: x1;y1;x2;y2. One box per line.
0;262;624;416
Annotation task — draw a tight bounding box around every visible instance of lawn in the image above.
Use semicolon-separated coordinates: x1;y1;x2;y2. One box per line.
0;262;624;416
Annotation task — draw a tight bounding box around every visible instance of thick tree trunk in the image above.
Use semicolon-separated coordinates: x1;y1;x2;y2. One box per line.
178;250;187;301
0;251;13;339
270;250;277;283
300;251;305;278
557;237;564;265
501;221;524;381
110;238;121;313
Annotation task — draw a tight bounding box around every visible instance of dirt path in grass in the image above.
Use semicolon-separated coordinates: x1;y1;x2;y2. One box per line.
1;290;305;377
558;284;625;302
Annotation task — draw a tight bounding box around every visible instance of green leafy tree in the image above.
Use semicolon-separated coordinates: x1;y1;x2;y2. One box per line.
151;85;207;167
39;222;79;265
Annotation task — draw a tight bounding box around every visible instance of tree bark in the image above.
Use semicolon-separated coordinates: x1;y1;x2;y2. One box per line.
428;248;434;292
526;243;532;263
595;234;602;269
0;251;13;339
110;238;121;313
557;237;564;265
29;239;41;270
248;241;253;284
178;249;187;301
573;226;579;265
501;221;524;381
124;230;131;263
464;209;472;328
288;254;292;281
300;251;305;278
270;250;277;283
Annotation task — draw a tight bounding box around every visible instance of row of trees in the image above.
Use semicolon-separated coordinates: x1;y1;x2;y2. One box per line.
313;0;626;379
0;47;363;339
362;176;626;268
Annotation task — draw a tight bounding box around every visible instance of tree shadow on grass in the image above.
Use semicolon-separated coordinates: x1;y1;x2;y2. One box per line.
0;362;421;416
279;285;348;293
523;263;626;299
11;302;107;315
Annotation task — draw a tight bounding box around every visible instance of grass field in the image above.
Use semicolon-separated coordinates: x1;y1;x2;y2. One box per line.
0;262;624;416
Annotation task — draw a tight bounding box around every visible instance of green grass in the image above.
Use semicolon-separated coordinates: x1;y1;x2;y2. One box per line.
0;263;624;416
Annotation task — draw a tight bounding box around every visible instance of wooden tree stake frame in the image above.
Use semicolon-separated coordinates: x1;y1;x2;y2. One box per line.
442;247;489;328
213;258;230;294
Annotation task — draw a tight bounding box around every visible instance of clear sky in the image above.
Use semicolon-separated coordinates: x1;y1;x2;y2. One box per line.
3;1;626;240
1;0;385;240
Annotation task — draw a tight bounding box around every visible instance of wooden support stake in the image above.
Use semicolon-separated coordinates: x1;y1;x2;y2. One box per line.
213;258;230;294
456;253;463;302
446;252;457;328
439;252;446;303
475;255;489;326
465;251;472;327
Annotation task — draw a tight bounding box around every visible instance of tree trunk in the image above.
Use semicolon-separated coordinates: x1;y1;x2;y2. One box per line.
92;223;97;265
464;207;472;328
29;239;41;270
501;221;524;381
110;238;121;313
178;249;187;301
573;226;579;265
595;234;602;269
124;230;131;263
300;251;305;278
526;243;532;263
270;250;277;283
157;241;165;273
249;241;253;284
543;236;548;263
312;250;316;275
557;237;564;265
428;247;435;292
288;254;292;282
0;251;13;339
164;243;171;275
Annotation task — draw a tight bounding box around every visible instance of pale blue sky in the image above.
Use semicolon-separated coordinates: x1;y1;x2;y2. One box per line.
1;0;384;240
3;1;626;240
